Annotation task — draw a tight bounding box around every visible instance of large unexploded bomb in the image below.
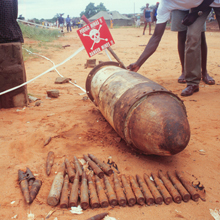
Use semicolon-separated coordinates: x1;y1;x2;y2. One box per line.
86;61;190;156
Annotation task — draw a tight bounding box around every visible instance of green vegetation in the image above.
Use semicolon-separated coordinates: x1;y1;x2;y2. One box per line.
80;2;108;18
19;22;60;42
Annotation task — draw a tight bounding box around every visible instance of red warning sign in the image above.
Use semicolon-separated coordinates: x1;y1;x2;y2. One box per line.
77;17;115;57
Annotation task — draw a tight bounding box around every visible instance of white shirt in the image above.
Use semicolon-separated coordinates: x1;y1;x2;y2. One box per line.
157;0;220;24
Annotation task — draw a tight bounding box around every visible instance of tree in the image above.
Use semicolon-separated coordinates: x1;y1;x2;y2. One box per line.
96;3;108;13
80;2;108;18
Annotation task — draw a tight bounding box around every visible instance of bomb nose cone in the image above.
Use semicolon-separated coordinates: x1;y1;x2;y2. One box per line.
124;93;190;156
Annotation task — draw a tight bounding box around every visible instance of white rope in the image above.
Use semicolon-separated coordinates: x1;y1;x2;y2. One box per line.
17;19;59;30
0;46;85;96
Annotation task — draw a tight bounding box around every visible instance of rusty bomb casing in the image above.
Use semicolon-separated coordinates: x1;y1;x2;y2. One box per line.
86;61;190;156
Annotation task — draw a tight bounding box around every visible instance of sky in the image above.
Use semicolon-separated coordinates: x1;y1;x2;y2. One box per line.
18;0;157;20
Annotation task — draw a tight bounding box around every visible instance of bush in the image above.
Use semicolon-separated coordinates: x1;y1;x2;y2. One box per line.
19;22;61;42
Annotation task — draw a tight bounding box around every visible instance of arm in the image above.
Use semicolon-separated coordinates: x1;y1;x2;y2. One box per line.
127;22;167;72
182;0;214;26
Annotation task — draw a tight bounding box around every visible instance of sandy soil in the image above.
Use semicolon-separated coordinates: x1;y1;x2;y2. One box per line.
0;22;220;220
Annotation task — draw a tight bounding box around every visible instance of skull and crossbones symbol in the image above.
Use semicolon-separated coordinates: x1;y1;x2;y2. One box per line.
83;25;108;50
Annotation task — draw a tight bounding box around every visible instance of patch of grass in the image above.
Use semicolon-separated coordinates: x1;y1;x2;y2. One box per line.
22;46;39;61
19;22;61;42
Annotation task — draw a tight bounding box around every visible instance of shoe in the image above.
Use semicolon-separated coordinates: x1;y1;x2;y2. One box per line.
181;85;199;96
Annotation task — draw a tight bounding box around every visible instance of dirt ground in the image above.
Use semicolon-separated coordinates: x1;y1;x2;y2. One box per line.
0;22;220;220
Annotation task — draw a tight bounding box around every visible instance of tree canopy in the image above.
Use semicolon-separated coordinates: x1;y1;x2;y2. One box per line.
80;2;108;18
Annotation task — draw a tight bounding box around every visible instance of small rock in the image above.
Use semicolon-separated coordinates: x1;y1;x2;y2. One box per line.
35;101;41;106
82;96;88;101
55;77;71;84
47;90;59;98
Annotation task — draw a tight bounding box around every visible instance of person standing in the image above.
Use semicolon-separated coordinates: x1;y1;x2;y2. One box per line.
127;0;217;97
58;14;64;32
110;13;113;29
136;14;141;27
66;15;72;32
143;3;152;35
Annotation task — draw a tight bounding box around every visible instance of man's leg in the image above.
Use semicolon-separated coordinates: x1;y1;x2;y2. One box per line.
177;30;187;83
170;10;188;83
201;32;215;84
182;9;211;96
213;7;220;28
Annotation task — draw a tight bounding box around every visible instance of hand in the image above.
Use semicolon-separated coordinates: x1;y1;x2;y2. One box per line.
182;12;199;26
127;63;140;72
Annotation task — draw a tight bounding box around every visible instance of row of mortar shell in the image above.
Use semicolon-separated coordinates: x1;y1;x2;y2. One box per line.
46;156;200;208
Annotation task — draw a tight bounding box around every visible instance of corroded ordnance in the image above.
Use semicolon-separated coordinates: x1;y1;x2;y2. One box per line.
18;169;30;204
29;179;42;203
65;158;75;183
167;171;190;202
136;174;154;205
103;175;117;206
69;171;80;207
176;171;200;201
80;171;89;210
88;174;100;208
95;175;109;208
121;174;136;206
47;162;65;206
83;154;104;178
113;173;127;206
158;170;182;203
86;61;190;156
74;156;83;181
60;175;69;208
151;173;172;205
86;212;109;220
26;167;35;186
88;154;113;175
144;173;163;204
130;175;145;205
46;151;55;176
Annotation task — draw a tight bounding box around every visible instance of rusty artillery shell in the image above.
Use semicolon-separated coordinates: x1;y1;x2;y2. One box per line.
46;151;55;176
136;174;154;205
175;171;200;201
80;171;89;210
26;167;35;186
103;175;118;206
88;174;100;208
167;171;190;202
129;175;145;205
83;154;104;179
86;212;108;220
47;162;65;206
143;173;163;204
65;158;75;183
121;174;136;206
95;175;109;208
29;179;42;203
60;175;69;208
86;61;190;156
74;156;83;181
151;173;172;205
18;169;30;204
88;154;113;176
158;170;182;203
113;172;127;206
69;171;80;207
